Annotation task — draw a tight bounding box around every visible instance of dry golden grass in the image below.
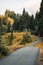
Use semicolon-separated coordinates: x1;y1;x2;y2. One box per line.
2;32;35;53
34;42;43;48
0;54;4;59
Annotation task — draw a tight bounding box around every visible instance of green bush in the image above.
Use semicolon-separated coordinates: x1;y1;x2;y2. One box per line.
7;34;16;46
7;35;13;45
0;46;9;56
20;33;31;45
0;35;2;46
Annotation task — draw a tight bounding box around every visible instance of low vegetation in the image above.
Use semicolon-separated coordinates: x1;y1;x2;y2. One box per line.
34;42;43;48
0;32;35;57
20;33;32;45
0;46;9;56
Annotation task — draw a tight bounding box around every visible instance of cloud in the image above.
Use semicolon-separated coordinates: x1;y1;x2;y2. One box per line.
18;0;41;15
0;0;41;15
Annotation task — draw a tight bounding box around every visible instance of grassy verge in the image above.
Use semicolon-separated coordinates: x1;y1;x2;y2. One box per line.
34;42;43;48
0;54;4;59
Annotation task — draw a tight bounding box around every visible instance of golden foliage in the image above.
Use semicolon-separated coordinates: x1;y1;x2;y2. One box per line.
8;17;14;25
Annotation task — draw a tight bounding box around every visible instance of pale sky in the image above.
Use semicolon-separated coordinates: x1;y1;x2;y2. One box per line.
0;0;41;15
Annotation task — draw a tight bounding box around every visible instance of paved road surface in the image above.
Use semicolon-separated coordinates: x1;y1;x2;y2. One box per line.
29;37;41;46
0;47;39;65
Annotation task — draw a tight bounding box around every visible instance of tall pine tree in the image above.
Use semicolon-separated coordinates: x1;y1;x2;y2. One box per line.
38;0;43;36
39;0;43;19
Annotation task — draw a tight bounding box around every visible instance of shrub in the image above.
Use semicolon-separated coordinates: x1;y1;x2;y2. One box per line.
0;35;2;46
20;33;31;45
0;46;9;56
7;35;13;45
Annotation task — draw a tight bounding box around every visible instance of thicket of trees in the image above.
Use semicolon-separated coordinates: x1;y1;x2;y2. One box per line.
35;0;43;36
38;0;43;36
4;8;35;32
0;0;43;36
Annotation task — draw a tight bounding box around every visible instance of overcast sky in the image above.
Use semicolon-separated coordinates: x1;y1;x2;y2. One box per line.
0;0;41;15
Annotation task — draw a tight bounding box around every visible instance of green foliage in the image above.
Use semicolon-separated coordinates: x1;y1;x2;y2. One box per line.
18;9;31;31
34;0;43;36
37;0;43;36
35;11;39;25
0;23;9;56
20;33;31;45
39;0;43;19
12;8;31;31
7;22;11;32
7;35;13;45
0;3;43;36
7;28;13;45
0;9;36;32
0;46;9;56
0;17;7;35
29;15;35;31
38;18;43;36
0;35;2;47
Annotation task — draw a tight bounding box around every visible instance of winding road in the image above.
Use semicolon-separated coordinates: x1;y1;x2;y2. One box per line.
29;36;41;46
0;36;41;65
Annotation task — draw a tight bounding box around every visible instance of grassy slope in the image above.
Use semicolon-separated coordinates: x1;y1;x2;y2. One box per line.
2;32;35;53
34;42;43;48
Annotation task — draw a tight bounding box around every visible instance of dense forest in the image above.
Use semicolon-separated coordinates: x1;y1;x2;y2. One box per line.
0;0;43;36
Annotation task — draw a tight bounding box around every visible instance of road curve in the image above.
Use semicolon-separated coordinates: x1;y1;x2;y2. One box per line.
0;47;39;65
29;37;41;46
0;36;41;65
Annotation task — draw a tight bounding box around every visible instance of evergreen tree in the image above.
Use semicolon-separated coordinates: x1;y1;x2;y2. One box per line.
0;18;2;34
29;15;35;31
18;8;30;31
38;0;43;36
39;0;43;19
7;22;11;32
38;17;43;36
